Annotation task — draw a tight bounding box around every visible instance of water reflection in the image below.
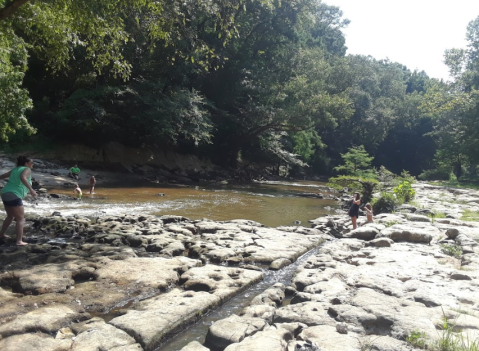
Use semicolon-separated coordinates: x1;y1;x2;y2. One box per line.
28;180;338;227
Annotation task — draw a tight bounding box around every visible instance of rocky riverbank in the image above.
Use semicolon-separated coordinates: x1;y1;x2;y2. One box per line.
0;181;479;350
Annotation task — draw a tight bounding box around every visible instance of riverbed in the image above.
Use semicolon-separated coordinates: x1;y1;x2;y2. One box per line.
28;180;339;228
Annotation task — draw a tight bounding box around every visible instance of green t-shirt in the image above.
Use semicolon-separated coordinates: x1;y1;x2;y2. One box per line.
1;166;31;199
70;167;80;174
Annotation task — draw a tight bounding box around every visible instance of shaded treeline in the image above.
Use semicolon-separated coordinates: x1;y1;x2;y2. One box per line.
1;0;479;178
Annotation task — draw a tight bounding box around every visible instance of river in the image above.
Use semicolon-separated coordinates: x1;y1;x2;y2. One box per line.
28;180;339;228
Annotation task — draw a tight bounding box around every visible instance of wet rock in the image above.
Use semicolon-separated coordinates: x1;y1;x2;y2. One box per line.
109;289;221;350
269;258;292;270
205;314;267;350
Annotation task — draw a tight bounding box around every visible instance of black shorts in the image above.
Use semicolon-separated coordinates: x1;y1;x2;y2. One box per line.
2;198;23;207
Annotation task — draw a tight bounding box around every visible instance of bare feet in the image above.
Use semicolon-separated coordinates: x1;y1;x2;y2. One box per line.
0;235;11;239
16;241;29;246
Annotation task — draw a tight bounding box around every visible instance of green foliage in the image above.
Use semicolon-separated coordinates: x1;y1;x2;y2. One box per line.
334;145;374;175
421;16;479;178
385;220;400;227
398;170;417;184
429;212;447;219
435;312;479;351
440;244;463;258
371;192;398;214
358;336;381;351
2;0;477;180
406;330;427;349
405;311;479;351
393;181;416;203
0;26;35;140
0;0;268;141
328;175;378;203
461;210;479;222
292;130;323;162
54;82;213;147
419;168;452;181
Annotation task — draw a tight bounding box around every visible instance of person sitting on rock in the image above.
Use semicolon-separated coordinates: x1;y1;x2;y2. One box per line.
69;164;80;180
74;183;82;199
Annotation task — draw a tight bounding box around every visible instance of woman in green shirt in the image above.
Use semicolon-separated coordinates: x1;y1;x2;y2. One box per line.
0;156;37;246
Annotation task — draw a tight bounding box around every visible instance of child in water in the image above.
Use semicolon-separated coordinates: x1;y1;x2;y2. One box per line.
364;203;373;223
89;175;96;194
74;184;82;199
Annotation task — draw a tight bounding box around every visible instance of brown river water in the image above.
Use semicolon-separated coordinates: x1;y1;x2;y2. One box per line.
31;180;339;227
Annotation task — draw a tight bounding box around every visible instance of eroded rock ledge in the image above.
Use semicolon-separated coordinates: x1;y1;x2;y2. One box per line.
189;211;479;351
0;214;329;350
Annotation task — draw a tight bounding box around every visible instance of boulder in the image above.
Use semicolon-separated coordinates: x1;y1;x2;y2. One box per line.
376;224;437;244
343;227;379;241
365;237;394;247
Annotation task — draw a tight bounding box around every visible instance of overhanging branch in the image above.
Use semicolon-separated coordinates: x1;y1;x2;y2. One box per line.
0;0;30;21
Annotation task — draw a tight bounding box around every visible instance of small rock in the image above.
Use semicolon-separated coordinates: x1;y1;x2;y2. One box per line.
336;323;348;334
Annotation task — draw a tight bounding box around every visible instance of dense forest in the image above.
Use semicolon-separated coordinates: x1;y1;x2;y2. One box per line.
1;0;479;180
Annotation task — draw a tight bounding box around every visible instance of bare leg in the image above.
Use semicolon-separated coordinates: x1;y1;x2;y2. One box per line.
11;206;27;245
0;207;14;239
351;216;357;230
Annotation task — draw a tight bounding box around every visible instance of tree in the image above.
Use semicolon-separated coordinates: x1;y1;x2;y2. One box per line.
198;0;352;167
0;0;261;141
334;145;374;175
0;26;34;140
328;175;378;203
421;16;479;178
